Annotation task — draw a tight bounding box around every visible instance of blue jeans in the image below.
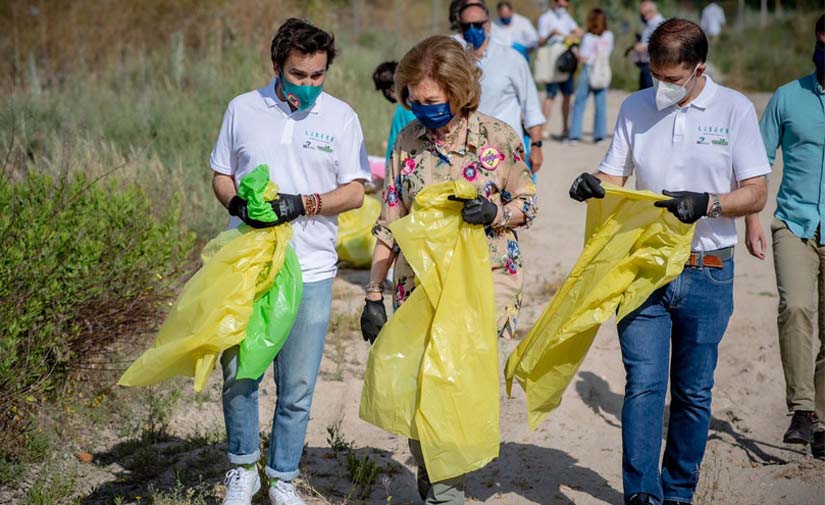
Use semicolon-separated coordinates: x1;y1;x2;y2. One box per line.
221;278;333;481
569;65;608;142
617;258;735;504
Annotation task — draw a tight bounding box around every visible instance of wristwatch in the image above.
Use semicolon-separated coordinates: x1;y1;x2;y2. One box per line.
530;140;543;148
708;193;722;218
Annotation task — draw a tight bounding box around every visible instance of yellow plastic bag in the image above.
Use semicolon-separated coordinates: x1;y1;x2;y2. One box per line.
119;167;293;392
360;180;499;482
505;185;694;429
336;195;380;268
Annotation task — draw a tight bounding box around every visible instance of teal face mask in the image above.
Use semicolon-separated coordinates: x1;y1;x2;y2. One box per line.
279;72;323;111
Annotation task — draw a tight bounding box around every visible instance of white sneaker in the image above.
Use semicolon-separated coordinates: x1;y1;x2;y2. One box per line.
222;467;261;505
268;480;305;505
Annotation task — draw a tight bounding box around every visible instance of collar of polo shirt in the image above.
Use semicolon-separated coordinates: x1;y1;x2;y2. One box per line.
680;74;718;111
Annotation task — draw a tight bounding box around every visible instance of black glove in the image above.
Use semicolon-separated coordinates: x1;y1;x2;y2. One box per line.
269;194;305;224
228;196;278;229
448;195;498;226
654;190;709;224
360;299;387;344
569;172;606;202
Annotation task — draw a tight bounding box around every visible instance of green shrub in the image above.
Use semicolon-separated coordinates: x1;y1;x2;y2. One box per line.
0;168;194;460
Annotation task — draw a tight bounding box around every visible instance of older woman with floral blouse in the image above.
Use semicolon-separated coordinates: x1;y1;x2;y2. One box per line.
359;35;537;504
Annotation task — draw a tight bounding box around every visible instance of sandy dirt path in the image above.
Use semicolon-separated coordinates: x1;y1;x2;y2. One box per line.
81;89;822;505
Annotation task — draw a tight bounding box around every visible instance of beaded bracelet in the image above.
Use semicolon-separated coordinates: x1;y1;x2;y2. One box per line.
314;193;323;215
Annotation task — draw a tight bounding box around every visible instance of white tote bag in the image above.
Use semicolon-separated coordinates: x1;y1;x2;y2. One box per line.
588;43;612;90
534;42;569;85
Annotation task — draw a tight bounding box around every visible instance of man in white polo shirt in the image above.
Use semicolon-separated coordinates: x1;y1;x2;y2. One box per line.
210;18;370;505
569;19;769;505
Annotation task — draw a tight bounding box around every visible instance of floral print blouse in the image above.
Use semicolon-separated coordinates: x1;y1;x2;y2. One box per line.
372;111;538;339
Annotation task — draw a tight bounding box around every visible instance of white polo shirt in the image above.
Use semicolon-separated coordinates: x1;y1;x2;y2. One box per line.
537;8;579;44
210;78;371;282
477;39;546;140
493;13;539;50
599;76;771;252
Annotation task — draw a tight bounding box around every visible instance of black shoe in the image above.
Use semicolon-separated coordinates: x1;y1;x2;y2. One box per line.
663;501;691;505
812;431;825;460
416;466;431;500
783;410;816;444
629;493;659;505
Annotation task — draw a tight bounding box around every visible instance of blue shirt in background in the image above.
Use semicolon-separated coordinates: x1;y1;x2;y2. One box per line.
385;104;417;166
760;72;825;244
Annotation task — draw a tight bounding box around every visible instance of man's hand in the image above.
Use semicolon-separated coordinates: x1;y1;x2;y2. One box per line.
360;299;387;344
569;172;605;202
269;194;305;224
228;196;278;229
745;215;767;260
448;195;498;226
654;190;709;224
529;147;543;174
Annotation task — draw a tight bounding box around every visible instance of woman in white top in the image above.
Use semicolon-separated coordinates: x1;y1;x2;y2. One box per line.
568;8;614;143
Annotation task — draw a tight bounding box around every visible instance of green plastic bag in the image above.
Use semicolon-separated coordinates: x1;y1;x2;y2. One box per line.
237;245;303;379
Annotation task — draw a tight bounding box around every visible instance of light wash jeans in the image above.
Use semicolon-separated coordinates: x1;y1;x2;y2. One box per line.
221;278;333;481
617;258;735;504
569;65;608;142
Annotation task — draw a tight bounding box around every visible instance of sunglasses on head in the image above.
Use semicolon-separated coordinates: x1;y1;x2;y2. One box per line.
460;21;487;31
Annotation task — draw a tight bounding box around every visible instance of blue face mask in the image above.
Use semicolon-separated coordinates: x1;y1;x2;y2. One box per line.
280;72;323;111
462;25;487;49
500;16;512;25
410;102;454;130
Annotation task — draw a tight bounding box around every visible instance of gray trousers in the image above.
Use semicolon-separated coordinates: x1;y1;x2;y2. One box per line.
409;439;465;504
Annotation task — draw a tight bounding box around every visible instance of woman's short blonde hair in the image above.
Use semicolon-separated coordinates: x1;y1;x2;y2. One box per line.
395;35;482;114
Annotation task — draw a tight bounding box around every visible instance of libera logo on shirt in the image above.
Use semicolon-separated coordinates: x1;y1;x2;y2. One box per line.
303;130;335;153
696;125;730;146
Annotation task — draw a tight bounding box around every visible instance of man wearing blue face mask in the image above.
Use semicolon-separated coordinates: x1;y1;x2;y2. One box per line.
569;18;770;505
210;17;370;505
457;1;546;176
751;13;825;460
493;1;539;61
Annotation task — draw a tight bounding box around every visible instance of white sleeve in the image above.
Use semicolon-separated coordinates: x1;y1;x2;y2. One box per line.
579;34;594;60
537;13;554;40
604;32;615;55
210;104;236;175
731;101;772;182
598;101;634;177
521;17;539;48
515;58;546;129
335;113;371;185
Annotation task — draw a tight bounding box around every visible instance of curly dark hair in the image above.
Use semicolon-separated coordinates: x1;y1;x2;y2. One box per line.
270;18;337;69
372;61;397;91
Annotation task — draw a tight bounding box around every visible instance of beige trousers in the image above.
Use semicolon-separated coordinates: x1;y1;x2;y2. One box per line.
772;218;825;422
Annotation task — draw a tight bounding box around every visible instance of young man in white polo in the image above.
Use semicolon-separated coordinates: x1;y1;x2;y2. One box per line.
569;19;770;505
210;18;370;505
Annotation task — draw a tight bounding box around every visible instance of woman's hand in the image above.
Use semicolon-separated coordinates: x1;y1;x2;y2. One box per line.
448;195;498;226
361;298;388;344
745;214;767;260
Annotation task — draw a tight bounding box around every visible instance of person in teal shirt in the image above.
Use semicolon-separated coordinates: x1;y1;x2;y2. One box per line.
373;61;417;167
749;14;825;460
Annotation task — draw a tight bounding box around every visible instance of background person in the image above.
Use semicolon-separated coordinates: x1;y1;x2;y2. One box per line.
700;1;727;40
372;61;416;171
753;13;825;459
568;8;613;145
569;18;770;505
360;35;537;505
458;1;546;175
493;1;540;60
635;0;665;90
210;18;370;505
537;0;583;139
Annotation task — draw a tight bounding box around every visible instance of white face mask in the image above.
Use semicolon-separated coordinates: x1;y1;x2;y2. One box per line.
653;65;699;111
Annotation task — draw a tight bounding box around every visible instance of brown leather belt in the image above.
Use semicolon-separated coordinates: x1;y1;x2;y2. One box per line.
685;247;734;269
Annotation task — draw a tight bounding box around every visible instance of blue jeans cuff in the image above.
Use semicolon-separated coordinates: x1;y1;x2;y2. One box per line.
228;450;260;465
266;465;300;482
